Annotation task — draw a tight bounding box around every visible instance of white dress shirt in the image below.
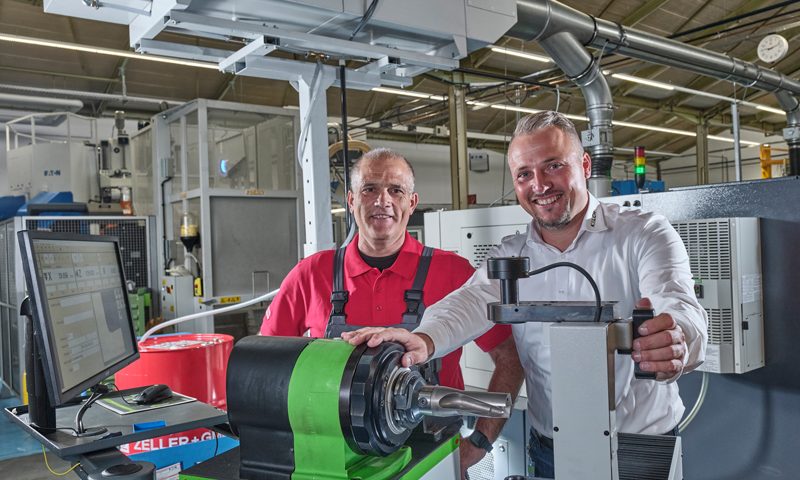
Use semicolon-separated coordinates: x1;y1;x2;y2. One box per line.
416;194;707;436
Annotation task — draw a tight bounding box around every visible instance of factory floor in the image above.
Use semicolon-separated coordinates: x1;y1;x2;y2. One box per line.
1;391;79;479
0;452;80;480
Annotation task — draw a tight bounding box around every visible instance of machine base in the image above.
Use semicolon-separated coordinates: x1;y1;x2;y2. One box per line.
179;430;460;480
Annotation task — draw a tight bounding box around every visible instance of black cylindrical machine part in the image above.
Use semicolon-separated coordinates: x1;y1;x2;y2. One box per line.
591;154;614;181
789;143;800;176
227;336;419;479
341;343;414;456
487;257;530;304
227;336;312;480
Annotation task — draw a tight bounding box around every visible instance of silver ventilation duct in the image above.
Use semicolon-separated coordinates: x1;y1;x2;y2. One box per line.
538;32;614;196
0;93;84;126
0;84;182;110
509;0;800;176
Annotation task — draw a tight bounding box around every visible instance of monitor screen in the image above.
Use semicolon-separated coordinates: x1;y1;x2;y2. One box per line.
18;231;139;405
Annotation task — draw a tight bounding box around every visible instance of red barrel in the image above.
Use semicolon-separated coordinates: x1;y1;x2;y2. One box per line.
115;333;233;409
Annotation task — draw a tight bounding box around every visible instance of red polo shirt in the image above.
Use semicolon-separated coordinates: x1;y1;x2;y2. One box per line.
261;232;511;389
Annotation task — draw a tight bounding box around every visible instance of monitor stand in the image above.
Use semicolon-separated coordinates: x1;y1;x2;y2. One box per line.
72;386;109;438
22;296;56;433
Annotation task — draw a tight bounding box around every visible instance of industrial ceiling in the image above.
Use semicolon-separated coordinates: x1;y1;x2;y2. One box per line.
0;0;798;159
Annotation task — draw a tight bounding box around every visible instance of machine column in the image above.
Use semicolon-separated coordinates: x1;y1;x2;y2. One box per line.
297;70;336;256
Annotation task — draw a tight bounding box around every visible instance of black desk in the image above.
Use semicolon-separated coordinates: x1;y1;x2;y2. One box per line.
3;390;229;479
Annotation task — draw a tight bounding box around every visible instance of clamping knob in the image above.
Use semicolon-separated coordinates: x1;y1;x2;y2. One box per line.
487;257;530;304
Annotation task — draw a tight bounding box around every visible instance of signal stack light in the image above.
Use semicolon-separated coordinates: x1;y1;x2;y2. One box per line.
634;146;646;189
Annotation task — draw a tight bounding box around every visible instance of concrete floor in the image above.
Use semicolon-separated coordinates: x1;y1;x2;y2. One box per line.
0;452;80;480
1;392;79;479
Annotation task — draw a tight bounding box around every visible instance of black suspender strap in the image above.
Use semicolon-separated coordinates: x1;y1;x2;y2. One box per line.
326;247;349;336
401;246;434;326
326;245;434;337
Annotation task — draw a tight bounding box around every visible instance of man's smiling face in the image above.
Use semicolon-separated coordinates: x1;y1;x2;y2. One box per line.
348;154;418;255
507;126;591;231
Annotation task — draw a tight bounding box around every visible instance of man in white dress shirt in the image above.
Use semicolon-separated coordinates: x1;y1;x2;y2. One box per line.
343;111;707;479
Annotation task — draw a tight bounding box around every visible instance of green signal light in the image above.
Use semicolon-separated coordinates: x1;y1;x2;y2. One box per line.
635;165;646;174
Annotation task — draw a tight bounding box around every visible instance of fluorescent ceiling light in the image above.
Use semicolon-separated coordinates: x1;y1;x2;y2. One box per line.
487;103;588;122
611;73;675;91
754;105;786;115
331;207;346;214
371;87;446;101
611;71;785;115
0;33;219;70
615;121;695;137
489;46;552;64
707;135;761;146
482;103;763;147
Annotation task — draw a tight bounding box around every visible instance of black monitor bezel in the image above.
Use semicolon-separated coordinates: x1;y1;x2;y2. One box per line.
17;230;140;406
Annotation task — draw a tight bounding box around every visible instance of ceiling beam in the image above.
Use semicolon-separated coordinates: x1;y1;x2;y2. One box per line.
213;73;236;100
620;0;670;27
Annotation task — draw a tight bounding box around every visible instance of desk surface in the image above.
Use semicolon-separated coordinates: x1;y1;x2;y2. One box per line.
3;390;228;459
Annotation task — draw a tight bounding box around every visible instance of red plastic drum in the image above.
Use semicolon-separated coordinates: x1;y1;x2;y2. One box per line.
115;333;234;409
115;334;234;456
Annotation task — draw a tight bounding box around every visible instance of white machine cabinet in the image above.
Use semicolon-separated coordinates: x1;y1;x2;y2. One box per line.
671;217;764;374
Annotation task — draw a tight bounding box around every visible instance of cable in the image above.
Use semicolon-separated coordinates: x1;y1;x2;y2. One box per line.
349;0;380;41
341;219;357;248
74;384;110;434
487;187;516;207
139;288;280;342
185;252;202;276
554;86;561;112
678;371;709;433
527;262;603;323
109;383;137;406
339;62;352;231
42;445;81;476
160;175;174;269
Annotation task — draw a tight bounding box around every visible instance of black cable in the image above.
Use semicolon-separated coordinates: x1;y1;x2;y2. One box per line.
669;0;800;39
527;262;602;323
339;63;352;232
109;383;137;406
349;0;380;41
74;384;110;433
160;176;173;269
684;7;800;44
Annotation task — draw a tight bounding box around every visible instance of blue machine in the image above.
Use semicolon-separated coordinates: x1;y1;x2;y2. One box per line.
611;179;666;196
0;196;25;222
0;191;84;222
15;191;76;215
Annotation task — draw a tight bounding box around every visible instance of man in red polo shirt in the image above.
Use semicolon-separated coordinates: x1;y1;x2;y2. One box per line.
261;148;523;478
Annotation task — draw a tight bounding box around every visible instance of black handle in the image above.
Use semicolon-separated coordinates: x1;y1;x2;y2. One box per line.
632;308;657;380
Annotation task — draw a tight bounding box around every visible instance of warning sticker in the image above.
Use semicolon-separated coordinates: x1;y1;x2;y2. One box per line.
740;274;761;304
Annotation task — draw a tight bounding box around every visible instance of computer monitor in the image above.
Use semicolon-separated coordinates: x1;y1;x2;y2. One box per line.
17;231;139;412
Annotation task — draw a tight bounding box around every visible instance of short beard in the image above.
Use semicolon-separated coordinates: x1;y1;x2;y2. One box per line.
534;209;573;230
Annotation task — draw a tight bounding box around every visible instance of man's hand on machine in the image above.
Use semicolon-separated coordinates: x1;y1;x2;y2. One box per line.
341;327;434;367
631;298;687;380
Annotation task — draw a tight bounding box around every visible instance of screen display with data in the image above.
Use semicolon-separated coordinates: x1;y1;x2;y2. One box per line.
28;237;137;399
